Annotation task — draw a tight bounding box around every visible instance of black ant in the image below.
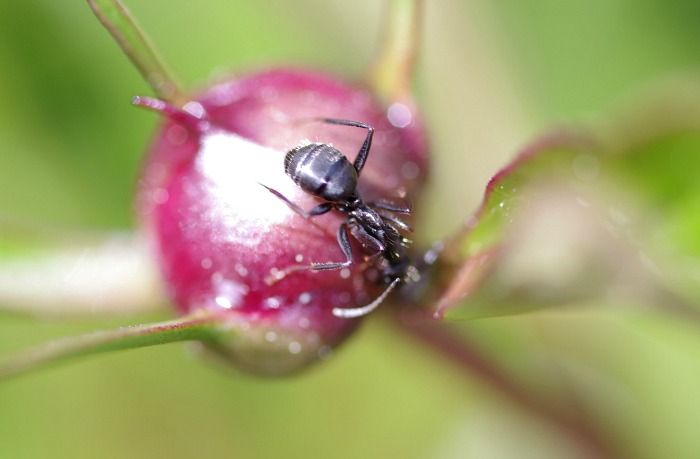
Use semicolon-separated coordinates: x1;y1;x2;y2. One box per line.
261;118;420;318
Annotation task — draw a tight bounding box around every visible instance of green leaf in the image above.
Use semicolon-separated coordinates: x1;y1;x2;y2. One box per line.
437;92;700;320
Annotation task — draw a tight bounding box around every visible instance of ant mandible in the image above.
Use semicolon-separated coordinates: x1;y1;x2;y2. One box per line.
261;118;419;318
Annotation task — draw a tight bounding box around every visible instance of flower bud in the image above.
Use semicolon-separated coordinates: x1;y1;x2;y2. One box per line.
138;69;428;374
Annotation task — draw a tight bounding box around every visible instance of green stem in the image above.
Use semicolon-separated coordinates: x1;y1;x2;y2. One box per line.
87;0;186;104
367;0;422;103
0;312;219;380
0;231;164;317
392;314;619;459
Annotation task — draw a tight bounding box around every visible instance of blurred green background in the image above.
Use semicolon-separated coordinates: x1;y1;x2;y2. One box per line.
1;1;700;458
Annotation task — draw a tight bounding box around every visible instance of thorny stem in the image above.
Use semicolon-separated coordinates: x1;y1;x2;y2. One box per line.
88;0;187;105
0;312;220;380
392;313;619;459
367;0;422;103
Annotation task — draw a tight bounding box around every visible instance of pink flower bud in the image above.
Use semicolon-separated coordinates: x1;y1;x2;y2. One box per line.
137;69;428;374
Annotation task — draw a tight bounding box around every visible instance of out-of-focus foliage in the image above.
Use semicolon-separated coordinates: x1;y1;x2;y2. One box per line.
1;1;700;459
445;110;700;319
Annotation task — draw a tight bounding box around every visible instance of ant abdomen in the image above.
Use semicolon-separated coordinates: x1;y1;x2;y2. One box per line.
285;143;358;201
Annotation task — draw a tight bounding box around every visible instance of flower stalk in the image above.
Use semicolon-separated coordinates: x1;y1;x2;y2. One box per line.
367;0;422;103
0;312;220;380
88;0;187;105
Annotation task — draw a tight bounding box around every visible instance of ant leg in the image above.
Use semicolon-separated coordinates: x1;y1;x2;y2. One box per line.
332;277;401;318
316;118;374;174
351;223;386;255
308;222;354;271
369;199;411;214
265;223;354;285
260;183;332;219
377;211;412;233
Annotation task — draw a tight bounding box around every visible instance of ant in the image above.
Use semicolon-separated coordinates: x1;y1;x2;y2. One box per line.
261;118;420;318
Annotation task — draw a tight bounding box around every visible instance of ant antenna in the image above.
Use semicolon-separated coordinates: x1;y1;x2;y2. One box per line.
332;277;401;318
